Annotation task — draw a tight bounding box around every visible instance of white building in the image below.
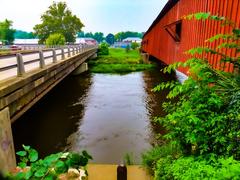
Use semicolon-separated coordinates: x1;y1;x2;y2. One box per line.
122;37;142;43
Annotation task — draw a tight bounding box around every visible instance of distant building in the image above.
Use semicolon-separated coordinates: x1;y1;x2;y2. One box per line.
122;37;142;43
76;38;97;45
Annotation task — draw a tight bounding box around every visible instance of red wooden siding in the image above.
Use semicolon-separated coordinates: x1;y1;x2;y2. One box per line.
142;0;240;75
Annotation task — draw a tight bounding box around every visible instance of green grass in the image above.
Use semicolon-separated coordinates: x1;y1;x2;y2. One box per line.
89;48;156;73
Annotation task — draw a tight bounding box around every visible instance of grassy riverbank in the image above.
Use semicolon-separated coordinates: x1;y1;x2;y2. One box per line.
89;48;155;73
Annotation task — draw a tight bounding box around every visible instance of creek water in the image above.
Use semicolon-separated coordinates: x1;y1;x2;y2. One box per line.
12;69;173;164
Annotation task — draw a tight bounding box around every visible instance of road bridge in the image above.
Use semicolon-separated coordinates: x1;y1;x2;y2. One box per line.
0;45;98;171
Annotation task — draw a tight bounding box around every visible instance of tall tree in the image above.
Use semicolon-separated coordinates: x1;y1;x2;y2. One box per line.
93;32;104;43
0;19;15;44
84;32;94;38
34;2;84;43
106;33;115;45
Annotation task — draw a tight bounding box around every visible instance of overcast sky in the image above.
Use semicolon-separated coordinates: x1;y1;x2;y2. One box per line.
0;0;168;35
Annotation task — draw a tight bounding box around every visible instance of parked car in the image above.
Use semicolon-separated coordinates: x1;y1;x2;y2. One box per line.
10;45;22;51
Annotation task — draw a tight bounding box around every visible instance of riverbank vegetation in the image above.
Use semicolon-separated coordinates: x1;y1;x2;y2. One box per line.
142;13;240;179
89;45;155;73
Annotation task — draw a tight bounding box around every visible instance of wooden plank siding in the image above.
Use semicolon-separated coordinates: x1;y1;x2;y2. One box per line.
142;0;240;75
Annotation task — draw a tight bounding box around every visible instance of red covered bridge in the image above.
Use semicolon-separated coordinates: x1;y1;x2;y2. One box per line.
141;0;240;75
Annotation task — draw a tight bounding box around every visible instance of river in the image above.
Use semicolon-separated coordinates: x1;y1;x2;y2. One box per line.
12;69;173;164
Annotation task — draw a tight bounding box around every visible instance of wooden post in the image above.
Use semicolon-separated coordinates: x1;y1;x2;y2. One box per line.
52;49;57;63
16;53;25;76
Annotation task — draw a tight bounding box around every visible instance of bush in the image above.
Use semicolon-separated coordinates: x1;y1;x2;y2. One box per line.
155;156;240;180
45;33;66;46
98;42;109;55
131;42;139;50
142;143;182;173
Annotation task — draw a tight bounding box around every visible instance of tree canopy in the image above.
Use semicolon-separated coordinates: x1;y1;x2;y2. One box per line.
114;31;144;41
34;2;84;44
106;33;115;45
14;30;36;39
0;19;15;45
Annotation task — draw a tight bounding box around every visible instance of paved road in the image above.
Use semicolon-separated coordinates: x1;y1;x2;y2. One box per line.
0;49;70;82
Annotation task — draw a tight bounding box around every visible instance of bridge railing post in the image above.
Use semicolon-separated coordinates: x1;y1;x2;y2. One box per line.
68;47;71;57
61;48;65;60
39;50;45;68
16;53;25;76
72;47;75;55
52;49;57;63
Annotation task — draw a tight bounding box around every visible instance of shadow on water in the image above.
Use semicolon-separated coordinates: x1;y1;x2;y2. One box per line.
12;73;93;158
12;66;176;164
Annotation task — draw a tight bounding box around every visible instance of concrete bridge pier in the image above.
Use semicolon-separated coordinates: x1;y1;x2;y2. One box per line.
141;53;150;64
71;63;88;75
0;107;16;172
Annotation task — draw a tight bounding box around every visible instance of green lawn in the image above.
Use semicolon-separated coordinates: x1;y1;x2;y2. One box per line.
89;48;155;73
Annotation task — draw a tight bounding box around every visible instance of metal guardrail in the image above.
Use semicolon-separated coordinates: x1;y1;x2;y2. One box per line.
0;44;98;77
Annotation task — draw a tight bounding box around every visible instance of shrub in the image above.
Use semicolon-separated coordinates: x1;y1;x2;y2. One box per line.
45;33;66;46
98;42;109;55
131;42;139;50
155;156;240;180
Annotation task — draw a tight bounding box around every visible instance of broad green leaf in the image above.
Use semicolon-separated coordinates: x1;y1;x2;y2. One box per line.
18;162;27;169
22;145;31;151
34;167;48;177
29;149;38;162
16;151;27;157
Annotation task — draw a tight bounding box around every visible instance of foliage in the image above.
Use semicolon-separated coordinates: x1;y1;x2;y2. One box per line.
93;32;104;43
98;42;109;55
131;42;140;50
142;143;182;173
7;145;92;179
125;44;130;53
0;19;15;45
123;153;134;165
106;33;115;45
142;13;240;179
45;33;66;46
114;31;143;42
14;30;36;39
89;48;155;73
34;2;83;43
155;156;240;180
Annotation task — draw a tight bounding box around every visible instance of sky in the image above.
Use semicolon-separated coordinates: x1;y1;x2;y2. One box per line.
0;0;168;35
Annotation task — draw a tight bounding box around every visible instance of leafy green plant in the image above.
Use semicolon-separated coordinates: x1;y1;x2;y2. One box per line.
123;153;134;165
98;42;109;55
8;145;92;180
155;156;240;180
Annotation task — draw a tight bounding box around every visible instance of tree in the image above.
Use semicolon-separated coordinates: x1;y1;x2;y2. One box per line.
77;31;85;38
84;32;94;38
93;32;104;43
45;33;66;46
14;30;36;39
106;33;115;45
0;19;15;45
114;31;143;41
34;2;84;43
